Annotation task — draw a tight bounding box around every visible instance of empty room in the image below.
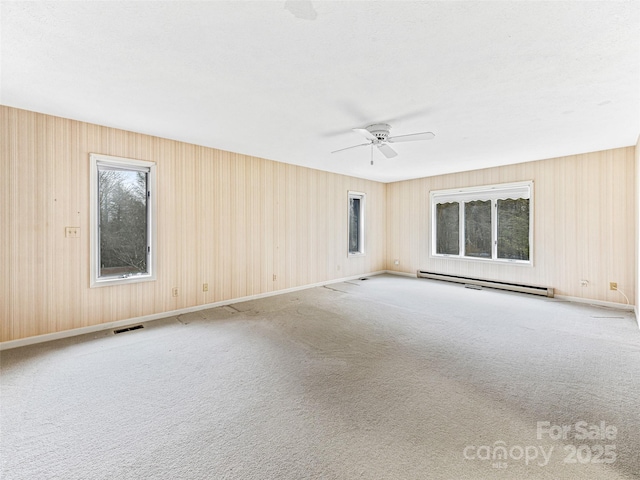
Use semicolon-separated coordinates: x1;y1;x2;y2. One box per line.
1;1;639;479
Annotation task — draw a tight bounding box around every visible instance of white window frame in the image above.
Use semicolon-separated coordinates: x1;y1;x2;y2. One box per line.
430;181;533;265
90;153;157;287
348;191;366;256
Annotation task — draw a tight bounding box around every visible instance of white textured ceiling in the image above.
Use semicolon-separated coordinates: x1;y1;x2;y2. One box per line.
2;1;639;182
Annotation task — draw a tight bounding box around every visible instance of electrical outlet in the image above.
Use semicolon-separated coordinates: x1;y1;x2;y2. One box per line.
203;283;208;292
273;274;277;281
65;227;80;238
580;280;589;287
609;282;617;291
172;287;178;297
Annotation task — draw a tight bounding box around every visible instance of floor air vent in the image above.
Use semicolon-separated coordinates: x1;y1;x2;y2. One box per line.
113;325;144;334
417;271;554;298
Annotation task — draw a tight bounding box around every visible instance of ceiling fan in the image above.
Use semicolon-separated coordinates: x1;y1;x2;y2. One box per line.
331;123;435;160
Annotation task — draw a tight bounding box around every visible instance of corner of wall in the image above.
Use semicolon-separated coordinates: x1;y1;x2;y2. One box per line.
383;181;389;270
635;134;640;328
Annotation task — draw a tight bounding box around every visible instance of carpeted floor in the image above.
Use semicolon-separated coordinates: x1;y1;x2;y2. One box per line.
1;274;639;479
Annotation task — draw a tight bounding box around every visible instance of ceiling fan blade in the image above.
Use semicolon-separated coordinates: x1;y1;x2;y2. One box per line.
331;142;371;154
387;132;435;143
352;128;377;141
377;143;398;158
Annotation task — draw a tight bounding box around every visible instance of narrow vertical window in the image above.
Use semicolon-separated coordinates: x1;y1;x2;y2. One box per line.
90;154;156;287
348;191;365;255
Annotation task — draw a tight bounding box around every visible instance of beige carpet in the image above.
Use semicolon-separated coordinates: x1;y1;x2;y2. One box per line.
1;274;639;479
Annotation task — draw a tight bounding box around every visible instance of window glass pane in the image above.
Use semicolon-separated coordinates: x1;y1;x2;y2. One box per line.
497;198;529;260
98;167;148;277
349;197;361;253
464;200;492;258
436;202;459;255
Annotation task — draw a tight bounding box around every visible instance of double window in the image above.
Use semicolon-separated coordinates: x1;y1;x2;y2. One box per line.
431;181;532;264
90;154;156;287
348;191;365;255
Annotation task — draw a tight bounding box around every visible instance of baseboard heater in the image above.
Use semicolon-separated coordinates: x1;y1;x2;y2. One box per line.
417;271;554;298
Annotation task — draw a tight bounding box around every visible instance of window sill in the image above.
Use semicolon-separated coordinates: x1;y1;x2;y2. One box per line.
430;254;532;267
91;274;156;288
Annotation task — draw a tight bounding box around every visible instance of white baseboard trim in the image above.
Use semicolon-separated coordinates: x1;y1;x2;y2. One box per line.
635;305;639;329
554;294;635;312
384;270;417;278
0;271;387;351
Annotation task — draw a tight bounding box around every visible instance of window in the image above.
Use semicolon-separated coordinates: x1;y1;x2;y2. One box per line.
431;181;532;264
90;154;156;287
348;191;365;255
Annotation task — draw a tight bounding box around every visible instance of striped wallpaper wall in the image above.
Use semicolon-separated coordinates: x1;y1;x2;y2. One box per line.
1;105;636;342
387;147;636;306
1;107;386;342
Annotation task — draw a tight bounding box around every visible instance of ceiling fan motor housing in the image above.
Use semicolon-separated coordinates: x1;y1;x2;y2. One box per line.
366;123;391;142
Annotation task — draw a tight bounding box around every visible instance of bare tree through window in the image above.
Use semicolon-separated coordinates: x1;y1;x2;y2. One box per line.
98;168;148;277
436;202;459;255
432;182;532;263
348;192;365;255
